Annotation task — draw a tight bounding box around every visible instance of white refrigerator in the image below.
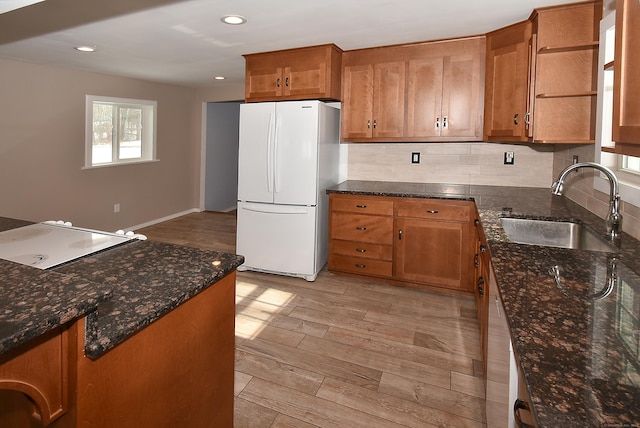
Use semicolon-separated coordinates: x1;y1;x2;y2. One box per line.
236;100;340;281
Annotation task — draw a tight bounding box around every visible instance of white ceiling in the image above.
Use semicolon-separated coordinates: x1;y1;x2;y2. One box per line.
0;0;579;88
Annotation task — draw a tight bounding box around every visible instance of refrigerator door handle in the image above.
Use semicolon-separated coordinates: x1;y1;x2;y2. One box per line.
274;113;281;193
267;112;275;193
241;203;309;215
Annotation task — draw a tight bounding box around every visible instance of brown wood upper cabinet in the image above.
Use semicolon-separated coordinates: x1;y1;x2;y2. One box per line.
243;44;342;102
531;1;601;144
484;20;535;142
484;1;601;144
341;37;485;143
613;0;640;155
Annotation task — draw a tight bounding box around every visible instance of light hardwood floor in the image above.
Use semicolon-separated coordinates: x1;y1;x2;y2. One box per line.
139;211;487;428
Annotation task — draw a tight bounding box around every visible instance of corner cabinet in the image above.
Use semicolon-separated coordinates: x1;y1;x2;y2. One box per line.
341;37;485;143
329;194;475;294
484;1;602;144
530;1;602;144
244;44;343;102
613;0;640;154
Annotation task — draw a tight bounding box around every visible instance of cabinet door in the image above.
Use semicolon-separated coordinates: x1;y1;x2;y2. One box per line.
284;63;326;98
406;57;444;138
341;64;374;140
394;218;471;291
484;21;533;141
440;48;485;139
372;61;406;138
613;0;640;152
245;55;283;101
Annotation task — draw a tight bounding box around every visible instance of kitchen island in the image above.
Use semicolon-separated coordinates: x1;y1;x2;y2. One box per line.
328;180;640;428
0;217;244;427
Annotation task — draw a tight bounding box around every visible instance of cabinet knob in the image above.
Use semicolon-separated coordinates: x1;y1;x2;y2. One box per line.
442;116;448;129
478;276;485;296
285;77;289;87
355;263;366;269
474;219;480;226
435;117;440;129
373;119;377;129
480;244;487;253
356;226;367;231
277;78;281;88
426;210;439;214
514;113;519;125
356;204;367;209
524;111;531;127
355;248;367;253
398;229;403;240
367;120;371;129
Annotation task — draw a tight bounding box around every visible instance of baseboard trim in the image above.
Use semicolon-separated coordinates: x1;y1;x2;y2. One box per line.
127;208;202;232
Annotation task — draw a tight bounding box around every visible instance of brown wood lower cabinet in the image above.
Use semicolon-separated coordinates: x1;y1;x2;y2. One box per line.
0;272;236;428
329;194;475;294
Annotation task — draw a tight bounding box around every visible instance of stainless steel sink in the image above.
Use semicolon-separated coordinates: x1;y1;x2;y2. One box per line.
500;218;618;253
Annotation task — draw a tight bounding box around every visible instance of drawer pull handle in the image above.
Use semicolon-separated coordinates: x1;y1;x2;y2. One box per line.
514;399;535;428
355;248;367;253
426;210;439;214
356;204;367;208
356;226;367;231
355;263;366;269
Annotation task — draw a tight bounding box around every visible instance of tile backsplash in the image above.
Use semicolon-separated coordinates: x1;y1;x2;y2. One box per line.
346;142;554;187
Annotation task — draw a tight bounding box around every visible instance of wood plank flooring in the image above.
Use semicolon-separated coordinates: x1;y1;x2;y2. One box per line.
139;211;486;428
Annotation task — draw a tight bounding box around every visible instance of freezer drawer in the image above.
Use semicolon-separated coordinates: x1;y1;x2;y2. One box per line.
236;202;319;281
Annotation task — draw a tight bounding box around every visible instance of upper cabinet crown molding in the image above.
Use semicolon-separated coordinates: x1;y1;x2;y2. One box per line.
341;36;486;143
243;44;343;103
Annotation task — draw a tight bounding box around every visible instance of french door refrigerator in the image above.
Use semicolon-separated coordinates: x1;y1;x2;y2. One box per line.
236;100;340;281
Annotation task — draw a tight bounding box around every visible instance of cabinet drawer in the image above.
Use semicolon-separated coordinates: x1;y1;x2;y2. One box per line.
331;195;394;216
329;255;392;277
395;200;471;221
331;213;393;244
331;240;393;261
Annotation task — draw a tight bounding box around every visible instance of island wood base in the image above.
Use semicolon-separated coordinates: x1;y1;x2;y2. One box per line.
0;272;236;428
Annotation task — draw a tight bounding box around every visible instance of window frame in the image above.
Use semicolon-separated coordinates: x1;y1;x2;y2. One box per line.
594;11;640;203
84;95;158;169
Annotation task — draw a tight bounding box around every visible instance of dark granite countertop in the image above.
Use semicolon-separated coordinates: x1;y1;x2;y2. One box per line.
328;180;640;428
0;217;244;360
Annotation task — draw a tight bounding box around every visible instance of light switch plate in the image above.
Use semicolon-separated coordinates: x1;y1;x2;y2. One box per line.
411;152;420;164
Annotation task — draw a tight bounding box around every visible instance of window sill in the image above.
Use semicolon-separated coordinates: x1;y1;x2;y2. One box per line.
82;159;160;170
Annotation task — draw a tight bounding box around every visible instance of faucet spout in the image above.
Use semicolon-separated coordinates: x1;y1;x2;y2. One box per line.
550;162;623;239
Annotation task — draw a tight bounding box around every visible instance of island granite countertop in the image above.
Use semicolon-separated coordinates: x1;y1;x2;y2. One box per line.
328;180;640;428
0;217;244;360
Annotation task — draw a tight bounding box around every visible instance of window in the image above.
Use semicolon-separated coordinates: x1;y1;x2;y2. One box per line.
85;95;157;168
595;12;640;200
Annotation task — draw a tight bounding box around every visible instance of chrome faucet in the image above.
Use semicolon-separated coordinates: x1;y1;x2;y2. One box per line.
550;162;623;239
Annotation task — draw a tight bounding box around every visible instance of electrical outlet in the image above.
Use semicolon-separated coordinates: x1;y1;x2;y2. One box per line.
114;203;120;213
504;151;515;165
411;152;420;164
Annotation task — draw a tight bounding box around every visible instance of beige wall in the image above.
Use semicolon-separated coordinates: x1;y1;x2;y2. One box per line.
346;142;554;187
0;58;200;231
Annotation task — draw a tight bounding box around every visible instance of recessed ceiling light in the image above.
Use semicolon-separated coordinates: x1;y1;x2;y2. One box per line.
220;15;246;25
214;76;225;80
74;46;96;52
